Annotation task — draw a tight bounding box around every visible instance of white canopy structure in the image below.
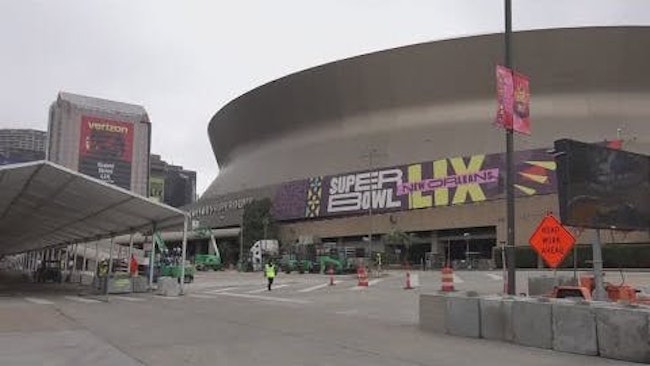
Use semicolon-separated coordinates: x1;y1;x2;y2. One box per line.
0;161;187;256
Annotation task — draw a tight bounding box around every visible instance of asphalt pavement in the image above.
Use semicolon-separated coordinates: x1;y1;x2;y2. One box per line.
0;269;647;365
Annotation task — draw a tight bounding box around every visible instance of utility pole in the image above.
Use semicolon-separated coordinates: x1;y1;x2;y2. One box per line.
504;0;517;295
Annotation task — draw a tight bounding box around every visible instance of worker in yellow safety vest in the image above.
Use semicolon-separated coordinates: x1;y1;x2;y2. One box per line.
264;261;277;291
98;260;109;277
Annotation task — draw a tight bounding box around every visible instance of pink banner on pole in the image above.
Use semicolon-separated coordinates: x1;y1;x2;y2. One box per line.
495;65;531;135
513;71;531;135
495;65;514;130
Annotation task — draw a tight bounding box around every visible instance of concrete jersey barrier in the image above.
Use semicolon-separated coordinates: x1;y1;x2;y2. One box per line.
419;293;650;363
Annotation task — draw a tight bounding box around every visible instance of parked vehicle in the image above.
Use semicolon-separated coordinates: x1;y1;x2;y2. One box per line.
194;228;223;271
195;254;222;271
35;260;62;283
154;232;195;283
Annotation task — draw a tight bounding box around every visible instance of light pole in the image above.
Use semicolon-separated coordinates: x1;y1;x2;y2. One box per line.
361;147;385;259
504;0;517;295
367;148;376;258
463;232;470;269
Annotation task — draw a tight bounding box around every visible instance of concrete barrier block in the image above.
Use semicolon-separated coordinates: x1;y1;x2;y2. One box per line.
480;296;514;342
80;274;94;286
107;277;133;294
132;276;148;293
595;304;650;363
67;273;81;283
446;294;480;338
512;298;553;349
552;300;597;355
156;277;180;297
419;293;447;333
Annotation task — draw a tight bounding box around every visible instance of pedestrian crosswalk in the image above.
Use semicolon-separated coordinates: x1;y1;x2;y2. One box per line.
64;296;101;304
111;295;145;302
211;292;311;304
4;271;508;307
297;281;341;293
485;273;502;281
204;287;238;294
187;271;505;296
10;294;148;306
246;284;289;294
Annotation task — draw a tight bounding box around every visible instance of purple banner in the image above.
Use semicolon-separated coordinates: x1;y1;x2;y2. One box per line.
273;148;557;221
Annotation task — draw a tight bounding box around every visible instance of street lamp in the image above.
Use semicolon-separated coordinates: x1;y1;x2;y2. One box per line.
365;148;378;259
360;147;387;259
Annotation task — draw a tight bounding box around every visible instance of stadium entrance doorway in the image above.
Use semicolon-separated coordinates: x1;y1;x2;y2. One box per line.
437;227;496;269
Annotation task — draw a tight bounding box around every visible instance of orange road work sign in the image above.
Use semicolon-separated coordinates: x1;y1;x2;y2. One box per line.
529;214;576;268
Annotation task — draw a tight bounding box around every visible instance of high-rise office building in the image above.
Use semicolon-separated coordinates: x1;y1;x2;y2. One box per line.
149;154;197;208
47;92;151;195
0;129;46;165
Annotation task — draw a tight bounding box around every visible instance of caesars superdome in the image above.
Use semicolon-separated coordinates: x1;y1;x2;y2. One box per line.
193;26;650;260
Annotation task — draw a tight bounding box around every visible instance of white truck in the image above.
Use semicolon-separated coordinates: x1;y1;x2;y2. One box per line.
250;240;279;271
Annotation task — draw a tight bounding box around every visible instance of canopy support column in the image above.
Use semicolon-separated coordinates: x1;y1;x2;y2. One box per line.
149;224;157;290
180;216;189;295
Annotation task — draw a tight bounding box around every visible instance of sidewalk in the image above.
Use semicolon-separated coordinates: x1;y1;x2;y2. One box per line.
0;303;140;366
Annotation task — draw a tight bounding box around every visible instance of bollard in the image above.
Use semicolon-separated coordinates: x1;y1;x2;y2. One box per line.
328;267;335;286
441;266;454;292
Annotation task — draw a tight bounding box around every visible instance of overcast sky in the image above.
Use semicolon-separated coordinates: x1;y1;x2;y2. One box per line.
1;0;649;195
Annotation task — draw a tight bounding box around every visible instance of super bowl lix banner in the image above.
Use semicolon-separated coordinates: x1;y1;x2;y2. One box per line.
272;149;557;221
